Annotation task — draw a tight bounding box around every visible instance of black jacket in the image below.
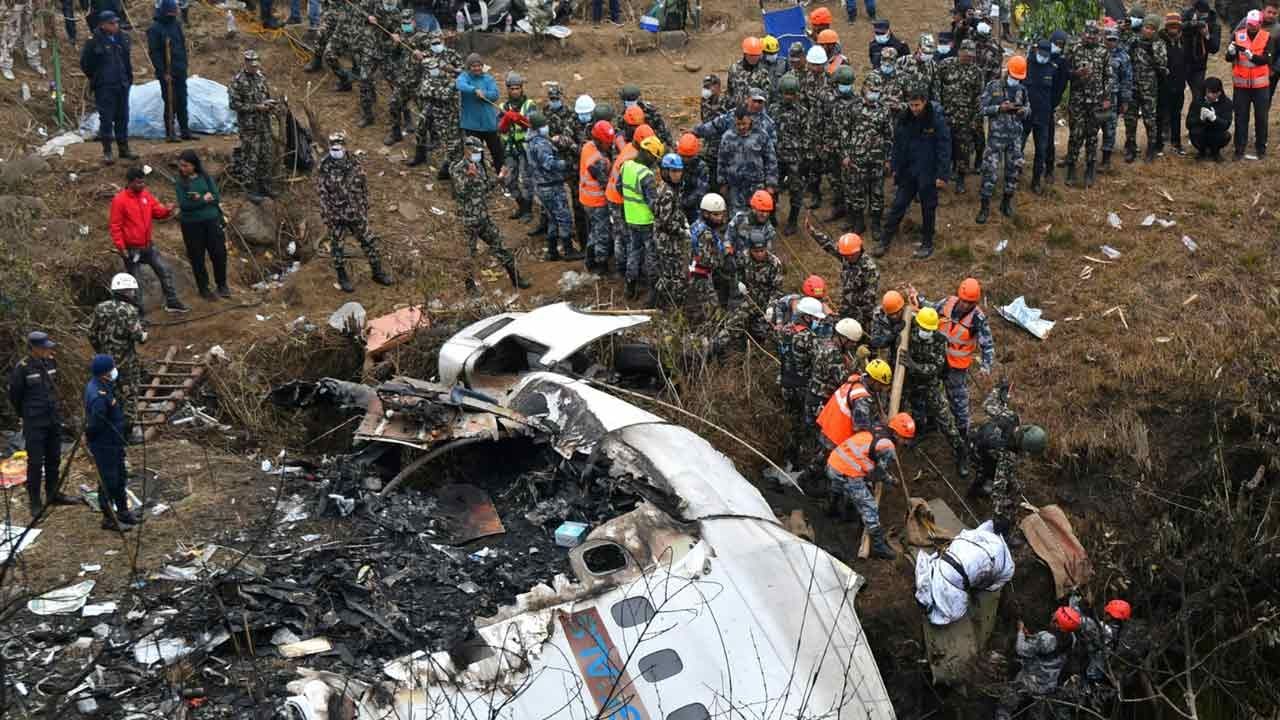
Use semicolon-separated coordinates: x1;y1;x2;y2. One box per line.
1180;8;1221;72
147;14;188;76
1160;29;1188;85
8;357;61;427
1185;93;1232;135
80;29;134;90
891;101;952;183
869;33;911;69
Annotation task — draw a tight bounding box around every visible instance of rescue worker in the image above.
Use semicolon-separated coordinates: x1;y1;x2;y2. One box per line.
607;123;652;281
1100;29;1133;174
1124;14;1168;162
499;72;537;220
936;39;985;194
451;136;529;292
699;74;731;185
911;277;995;438
874;91;951;260
862;46;907;115
773;74;809;235
728;36;774;106
227;49;276;200
619;84;671;145
84;354;138;531
80;11;134;165
935;31;956;62
1026;39;1068;191
816;358;893;451
769;274;835;330
1225;10;1271;159
808;318;864;433
869;19;910;69
688;192;727;325
828;64;863;224
736;225;784;339
383;9;431;146
716;106;779;213
525;111;580;262
825;412;916;558
89;273;147;425
761;34;786;91
996;609;1078;720
974;21;1003;81
1093;599;1150;704
355;0;400;128
868;289;907;355
777;296;824;468
970;379;1047;534
805;225;879;328
316;132;394;292
580;120;615;271
620;135;665;299
901;307;966;476
808;7;840;54
408;56;462;175
818;29;847;74
897;34;939;101
725;189;777;262
8;332;77;518
675;133;710;223
976;55;1030;224
1064;21;1115;186
648;153;690;309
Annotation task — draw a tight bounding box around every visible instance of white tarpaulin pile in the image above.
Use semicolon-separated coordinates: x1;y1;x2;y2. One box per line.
998;295;1056;340
79;77;239;139
914;521;1014;625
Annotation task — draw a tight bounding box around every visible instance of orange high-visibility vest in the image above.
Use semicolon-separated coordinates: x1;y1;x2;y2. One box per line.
827;431;895;479
816;374;870;446
826;54;846;75
940;296;979;370
605;143;638;205
1232;29;1271;89
579;141;608;208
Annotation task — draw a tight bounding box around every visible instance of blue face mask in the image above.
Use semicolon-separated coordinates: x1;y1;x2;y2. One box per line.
577;112;591;123
1050;43;1062;54
401;23;414;32
1130;17;1142;27
865;91;880;102
837;83;853;94
1035;51;1050;63
1006;76;1020;87
874;33;889;44
938;44;952;54
881;64;895;75
624;99;638;109
538;126;549;136
549;100;562;110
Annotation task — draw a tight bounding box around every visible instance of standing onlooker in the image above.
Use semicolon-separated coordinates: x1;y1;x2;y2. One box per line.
86;0;124;34
80;11;137;165
8;332;77;519
228;49;277;200
591;0;620;25
287;0;320;28
84;354;138;531
1158;13;1189;155
456;53;502;170
1226;9;1272;159
0;0;46;80
175;150;230;300
147;0;192;142
109;166;190;315
1181;0;1221;99
873;91;951;260
409;0;441;30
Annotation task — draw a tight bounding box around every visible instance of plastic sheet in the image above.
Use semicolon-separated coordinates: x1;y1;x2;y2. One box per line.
997;295;1055;340
763;5;811;56
79;77;239;140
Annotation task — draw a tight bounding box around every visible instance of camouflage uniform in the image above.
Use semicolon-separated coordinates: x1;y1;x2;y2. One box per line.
838;95;892;234
995;630;1068;720
896;51;938;101
501;95;538;207
724;210;776;259
627;99;671;145
227;67;274;190
544;88;586;243
776;321;818;465
1124;31;1167;155
923;294;995;434
972;384;1020;525
936;52;985;179
426;31;463;69
88;299;145;422
800;67;833;204
772;88;811;217
676;155;710;222
1104;41;1134;152
974;32;1003;81
699;91;732;185
978;77;1030;199
861;65;908;116
903;329;962;455
811;229;879;327
526;130;576;257
356;0;401;122
450;140;518;287
726;57;773;106
1064;30;1115;169
717;125;778;212
316;151;383;272
867;306;905;356
736;241;783;332
414;58;463;160
650;178;691;307
319;0;361;84
688;217;728;327
808;337;849;424
388;16;432;129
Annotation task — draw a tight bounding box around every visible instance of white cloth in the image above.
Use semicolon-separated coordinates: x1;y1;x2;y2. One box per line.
914;521;1014;626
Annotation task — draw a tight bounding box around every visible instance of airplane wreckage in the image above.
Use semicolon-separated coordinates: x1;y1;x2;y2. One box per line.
277;303;897;719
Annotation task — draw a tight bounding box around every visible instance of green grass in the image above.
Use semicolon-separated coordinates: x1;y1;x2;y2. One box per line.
1046;225;1077;248
945;244;973;262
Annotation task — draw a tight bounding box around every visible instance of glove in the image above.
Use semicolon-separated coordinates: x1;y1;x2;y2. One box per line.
764;306;775;323
737;281;747;297
855;345;871;361
1200;107;1214;121
139;330;149;343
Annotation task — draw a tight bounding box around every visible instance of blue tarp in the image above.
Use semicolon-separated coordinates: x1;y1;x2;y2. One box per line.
79;77;239;139
763;5;810;55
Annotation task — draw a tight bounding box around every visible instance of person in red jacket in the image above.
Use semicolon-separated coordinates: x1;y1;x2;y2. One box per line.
109;166;189;316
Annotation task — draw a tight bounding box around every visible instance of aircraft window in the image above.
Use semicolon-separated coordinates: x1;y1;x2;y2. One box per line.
666;703;710;720
638;649;683;682
471;317;514;340
583;543;628;575
611;597;656;628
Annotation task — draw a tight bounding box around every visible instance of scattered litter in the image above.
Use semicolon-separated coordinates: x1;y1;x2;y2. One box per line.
134;637;191;666
1155;336;1173;343
27;580;95;615
327;302;366;333
1102;305;1129;330
153;565;201;582
557;270;598;294
82;602;117;617
279;495;310;523
80;563;102;573
76;698;99;715
271;628;302;646
1099;245;1121;259
0;523;40;562
1183;294;1199;306
1106;212;1122;229
208;345;229;362
554;521;590;548
1158;187;1175;202
36;131;84;157
997;296;1055;340
327;494;355;517
91;623;111;639
1079;266;1093;280
1140;214;1176;228
1180;235;1198;252
457;581;481;594
301;533;323;542
150;502;170;516
993;239;1008;254
468;547;497;562
429;206;446;216
279;637;333;658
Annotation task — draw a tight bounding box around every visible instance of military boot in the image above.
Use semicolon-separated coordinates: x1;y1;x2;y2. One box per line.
1123;141;1137;163
1144;143;1157;162
356;108;375;128
335;265;354;293
527;212;548;237
1030;168;1042;194
506;264;531;289
369;258;394;286
869;529;896;559
436;163;451;180
954;442;970;480
406;145;428;166
975;197;991;224
560;236;584;261
849;212;865;235
624;279;638;300
383;125;402;146
644;284;659;308
783;205;799;236
510;198;531;220
305;52;323;73
954;172;966;194
464;276;480;294
1084;161;1097;188
336;71;353;92
543;236;561;261
1000;193;1013;217
1064;163;1078;186
1043;164;1055;185
869;212;883;241
117;141;138;160
871;227;893;257
912;238;934;259
1100;150;1112;169
102;142;114;165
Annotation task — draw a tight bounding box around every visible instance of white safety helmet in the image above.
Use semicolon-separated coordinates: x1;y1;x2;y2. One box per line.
806;45;828;64
835;317;863;341
796;296;826;320
110;272;139;292
699;192;726;213
574;94;596;115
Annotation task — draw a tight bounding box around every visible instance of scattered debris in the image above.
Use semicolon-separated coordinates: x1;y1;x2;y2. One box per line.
327;302;366;333
1099;245;1122;259
997;296;1055;340
1181;235;1198;252
278;637;333;658
557;270;598;293
36;131;84;157
1140;214;1177;228
0;523;39;562
1019;504;1093;597
27;580;95;615
1106;212;1122;229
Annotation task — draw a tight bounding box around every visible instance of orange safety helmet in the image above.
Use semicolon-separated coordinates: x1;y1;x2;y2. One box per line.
958;277;982;302
1006;55;1028;80
1104;599;1132;621
802;274;827;298
623;104;646;126
1052;606;1083;633
591;120;616;146
676;132;701;157
742;36;764;55
750;190;774;212
888;412;916;439
817;28;840;44
809;7;832;25
837;232;863;256
882;289;905;314
633;124;655;142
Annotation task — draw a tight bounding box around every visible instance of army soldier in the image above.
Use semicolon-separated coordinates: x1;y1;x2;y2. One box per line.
227;49;277;200
316;132;394;292
450;137;530;292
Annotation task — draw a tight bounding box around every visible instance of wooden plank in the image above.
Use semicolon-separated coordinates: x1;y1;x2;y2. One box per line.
143;365;206;442
146;371;200;378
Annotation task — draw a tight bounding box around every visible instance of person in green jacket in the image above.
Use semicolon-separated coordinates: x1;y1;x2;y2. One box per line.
174;149;230;300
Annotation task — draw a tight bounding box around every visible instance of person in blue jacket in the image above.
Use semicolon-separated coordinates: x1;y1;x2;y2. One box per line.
147;0;191;142
84;354;138;531
872;90;951;260
456;53;502;169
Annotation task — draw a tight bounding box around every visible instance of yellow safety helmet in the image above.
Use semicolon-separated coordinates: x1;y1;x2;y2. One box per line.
866;358;892;385
638;136;665;157
762;34;780;54
916;306;940;331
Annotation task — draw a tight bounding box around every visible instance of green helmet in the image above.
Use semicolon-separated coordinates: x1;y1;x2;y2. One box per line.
620;84;642;101
779;74;800;93
528;111;548;128
593;102;615;122
834;65;855;84
1015;425;1047;455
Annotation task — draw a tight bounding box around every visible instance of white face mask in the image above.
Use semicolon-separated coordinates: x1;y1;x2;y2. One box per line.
624;99;638;108
938;44;952;54
577;112;592;122
837;83;853;94
470;151;483;162
329;147;345;159
917;329;933;341
1050;42;1062;54
381;1;396;10
538;126;549;135
430;42;444;52
865;91;881;101
429;67;441;77
881;64;895;75
1036;51;1050;63
874;33;889;44
1130;16;1143;27
700;88;712;99
549;100;562;110
109;367;119;381
1006;76;1019;87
